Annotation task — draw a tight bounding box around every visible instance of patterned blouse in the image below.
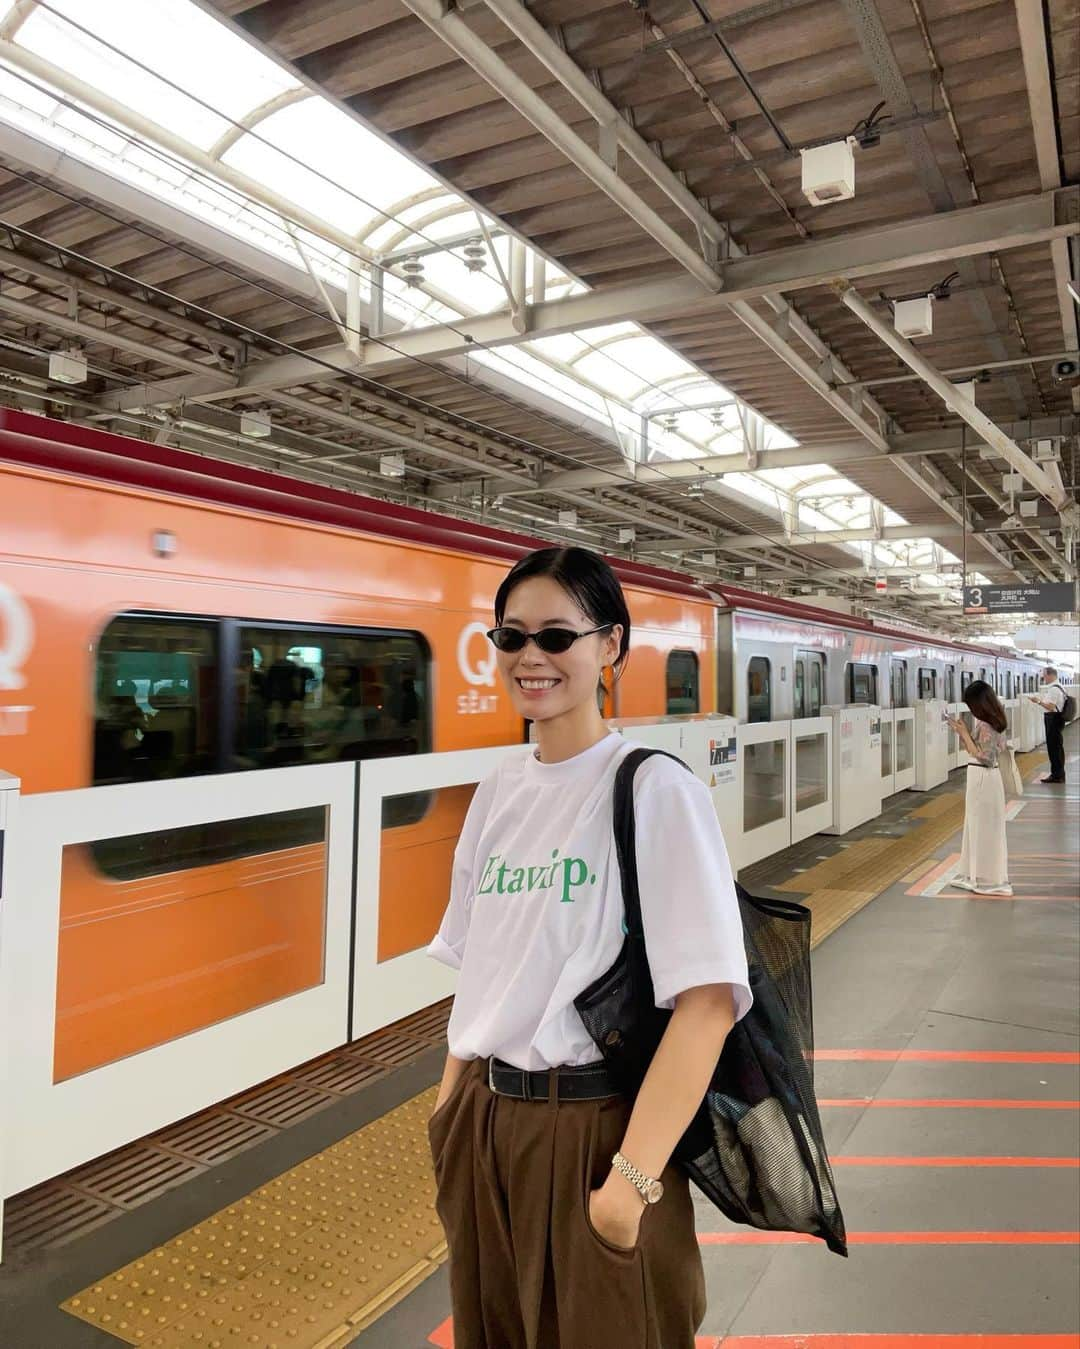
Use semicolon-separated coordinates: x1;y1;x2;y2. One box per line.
970;718;1008;768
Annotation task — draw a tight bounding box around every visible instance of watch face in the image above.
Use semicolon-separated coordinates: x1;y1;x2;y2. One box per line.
645;1179;664;1204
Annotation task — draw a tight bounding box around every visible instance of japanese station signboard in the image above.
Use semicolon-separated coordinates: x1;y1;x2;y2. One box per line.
962;581;1077;616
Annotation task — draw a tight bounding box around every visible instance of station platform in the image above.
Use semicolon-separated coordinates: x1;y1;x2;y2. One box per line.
1;729;1076;1349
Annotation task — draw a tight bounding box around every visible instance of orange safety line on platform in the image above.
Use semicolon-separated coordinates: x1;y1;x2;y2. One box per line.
430;1329;1078;1349
697;1231;1079;1246
818;1098;1080;1109
814;1050;1080;1063
937;892;1079;902
829;1155;1079;1167
699;1337;1080;1349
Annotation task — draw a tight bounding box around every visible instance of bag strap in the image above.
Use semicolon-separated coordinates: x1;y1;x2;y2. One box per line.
612;747;691;1006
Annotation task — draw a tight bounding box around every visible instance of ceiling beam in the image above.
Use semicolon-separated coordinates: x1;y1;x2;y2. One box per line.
0;242;245;358
1015;0;1079;355
840;0;1032;418
398;0;721;290
639;523;962;552
836;280;1079;527
88;189;1077;407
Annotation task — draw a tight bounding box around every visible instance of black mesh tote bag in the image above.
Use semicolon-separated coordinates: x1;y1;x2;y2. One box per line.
573;747;847;1256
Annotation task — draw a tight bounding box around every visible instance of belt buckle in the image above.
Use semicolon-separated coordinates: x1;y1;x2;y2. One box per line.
487;1057;497;1095
520;1068;533;1102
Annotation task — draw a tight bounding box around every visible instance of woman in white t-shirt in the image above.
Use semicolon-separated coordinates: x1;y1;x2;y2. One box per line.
427;546;751;1349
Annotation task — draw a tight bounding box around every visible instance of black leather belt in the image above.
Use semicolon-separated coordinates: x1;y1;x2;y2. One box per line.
487;1057;620;1102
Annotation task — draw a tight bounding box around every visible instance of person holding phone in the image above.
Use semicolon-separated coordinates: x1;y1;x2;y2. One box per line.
947;680;1012;896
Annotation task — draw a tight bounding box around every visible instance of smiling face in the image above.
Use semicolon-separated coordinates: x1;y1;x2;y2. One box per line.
495;575;623;725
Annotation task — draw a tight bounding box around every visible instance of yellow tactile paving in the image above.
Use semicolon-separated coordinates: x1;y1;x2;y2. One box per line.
774;837;895;893
62;1088;446;1348
909;792;964;819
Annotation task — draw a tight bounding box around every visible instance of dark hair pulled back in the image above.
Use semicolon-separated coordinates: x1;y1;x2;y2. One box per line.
494;547;631;677
962;679;1007;733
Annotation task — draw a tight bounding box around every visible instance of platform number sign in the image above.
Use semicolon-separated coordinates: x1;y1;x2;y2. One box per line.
963;582;1076;615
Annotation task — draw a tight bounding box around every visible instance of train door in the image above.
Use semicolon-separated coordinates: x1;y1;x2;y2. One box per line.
846;661;878;705
747;656;771;722
666;650;699;714
795;649;825;717
945;664;956;702
918;667;937;699
890;658;909;708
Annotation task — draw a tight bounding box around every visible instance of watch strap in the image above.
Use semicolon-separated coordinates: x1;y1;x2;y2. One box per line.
611;1150;658;1202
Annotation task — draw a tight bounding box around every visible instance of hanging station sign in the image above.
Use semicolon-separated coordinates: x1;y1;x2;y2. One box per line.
962;582;1077;616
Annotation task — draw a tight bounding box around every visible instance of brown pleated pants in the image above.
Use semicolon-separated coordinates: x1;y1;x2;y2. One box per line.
428;1059;706;1349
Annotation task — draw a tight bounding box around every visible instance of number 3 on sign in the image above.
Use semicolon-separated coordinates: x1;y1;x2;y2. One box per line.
966;586;982;611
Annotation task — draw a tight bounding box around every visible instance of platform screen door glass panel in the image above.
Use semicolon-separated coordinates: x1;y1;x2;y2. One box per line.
743;739;785;831
881;719;893;777
896;717;913;773
794;733;828;813
377;785;477;964
666;651;700;714
55;807;328;1082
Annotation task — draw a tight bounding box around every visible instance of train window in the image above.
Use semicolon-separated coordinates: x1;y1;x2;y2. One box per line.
944;664;956;703
890;659;908;708
91;616;432;881
846;662;878;705
918;667;936;699
94;615;218;785
747;656;771;723
961;670;974;693
979;667;988;685
793;659;805;718
666;650;699;714
235;624;429;826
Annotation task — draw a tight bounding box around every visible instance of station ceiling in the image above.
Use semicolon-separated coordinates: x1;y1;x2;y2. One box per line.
0;0;1076;636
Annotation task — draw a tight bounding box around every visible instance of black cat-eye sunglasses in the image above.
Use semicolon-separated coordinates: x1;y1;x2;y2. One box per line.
486;623;613;654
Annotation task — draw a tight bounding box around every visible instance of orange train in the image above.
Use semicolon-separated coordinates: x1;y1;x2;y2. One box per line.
0;408;1036;1084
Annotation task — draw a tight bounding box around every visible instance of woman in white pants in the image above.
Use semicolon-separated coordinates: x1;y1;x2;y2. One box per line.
948;680;1012;896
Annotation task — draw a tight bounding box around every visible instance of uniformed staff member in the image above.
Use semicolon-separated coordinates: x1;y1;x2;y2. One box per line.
1028;666;1068;784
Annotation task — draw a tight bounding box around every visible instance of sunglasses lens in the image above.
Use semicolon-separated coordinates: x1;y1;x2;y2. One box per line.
535;629;577;654
488;628;526;652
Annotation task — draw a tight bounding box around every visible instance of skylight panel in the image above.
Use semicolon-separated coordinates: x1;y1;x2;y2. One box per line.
223;100;437;237
20;0;296;151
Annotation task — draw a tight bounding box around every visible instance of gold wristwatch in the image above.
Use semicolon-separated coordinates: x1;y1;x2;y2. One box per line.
611;1151;664;1204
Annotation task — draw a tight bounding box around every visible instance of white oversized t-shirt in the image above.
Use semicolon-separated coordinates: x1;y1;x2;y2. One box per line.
428;732;752;1071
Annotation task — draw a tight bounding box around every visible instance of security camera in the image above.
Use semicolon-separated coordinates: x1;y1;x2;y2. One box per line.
1051;357;1079;382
